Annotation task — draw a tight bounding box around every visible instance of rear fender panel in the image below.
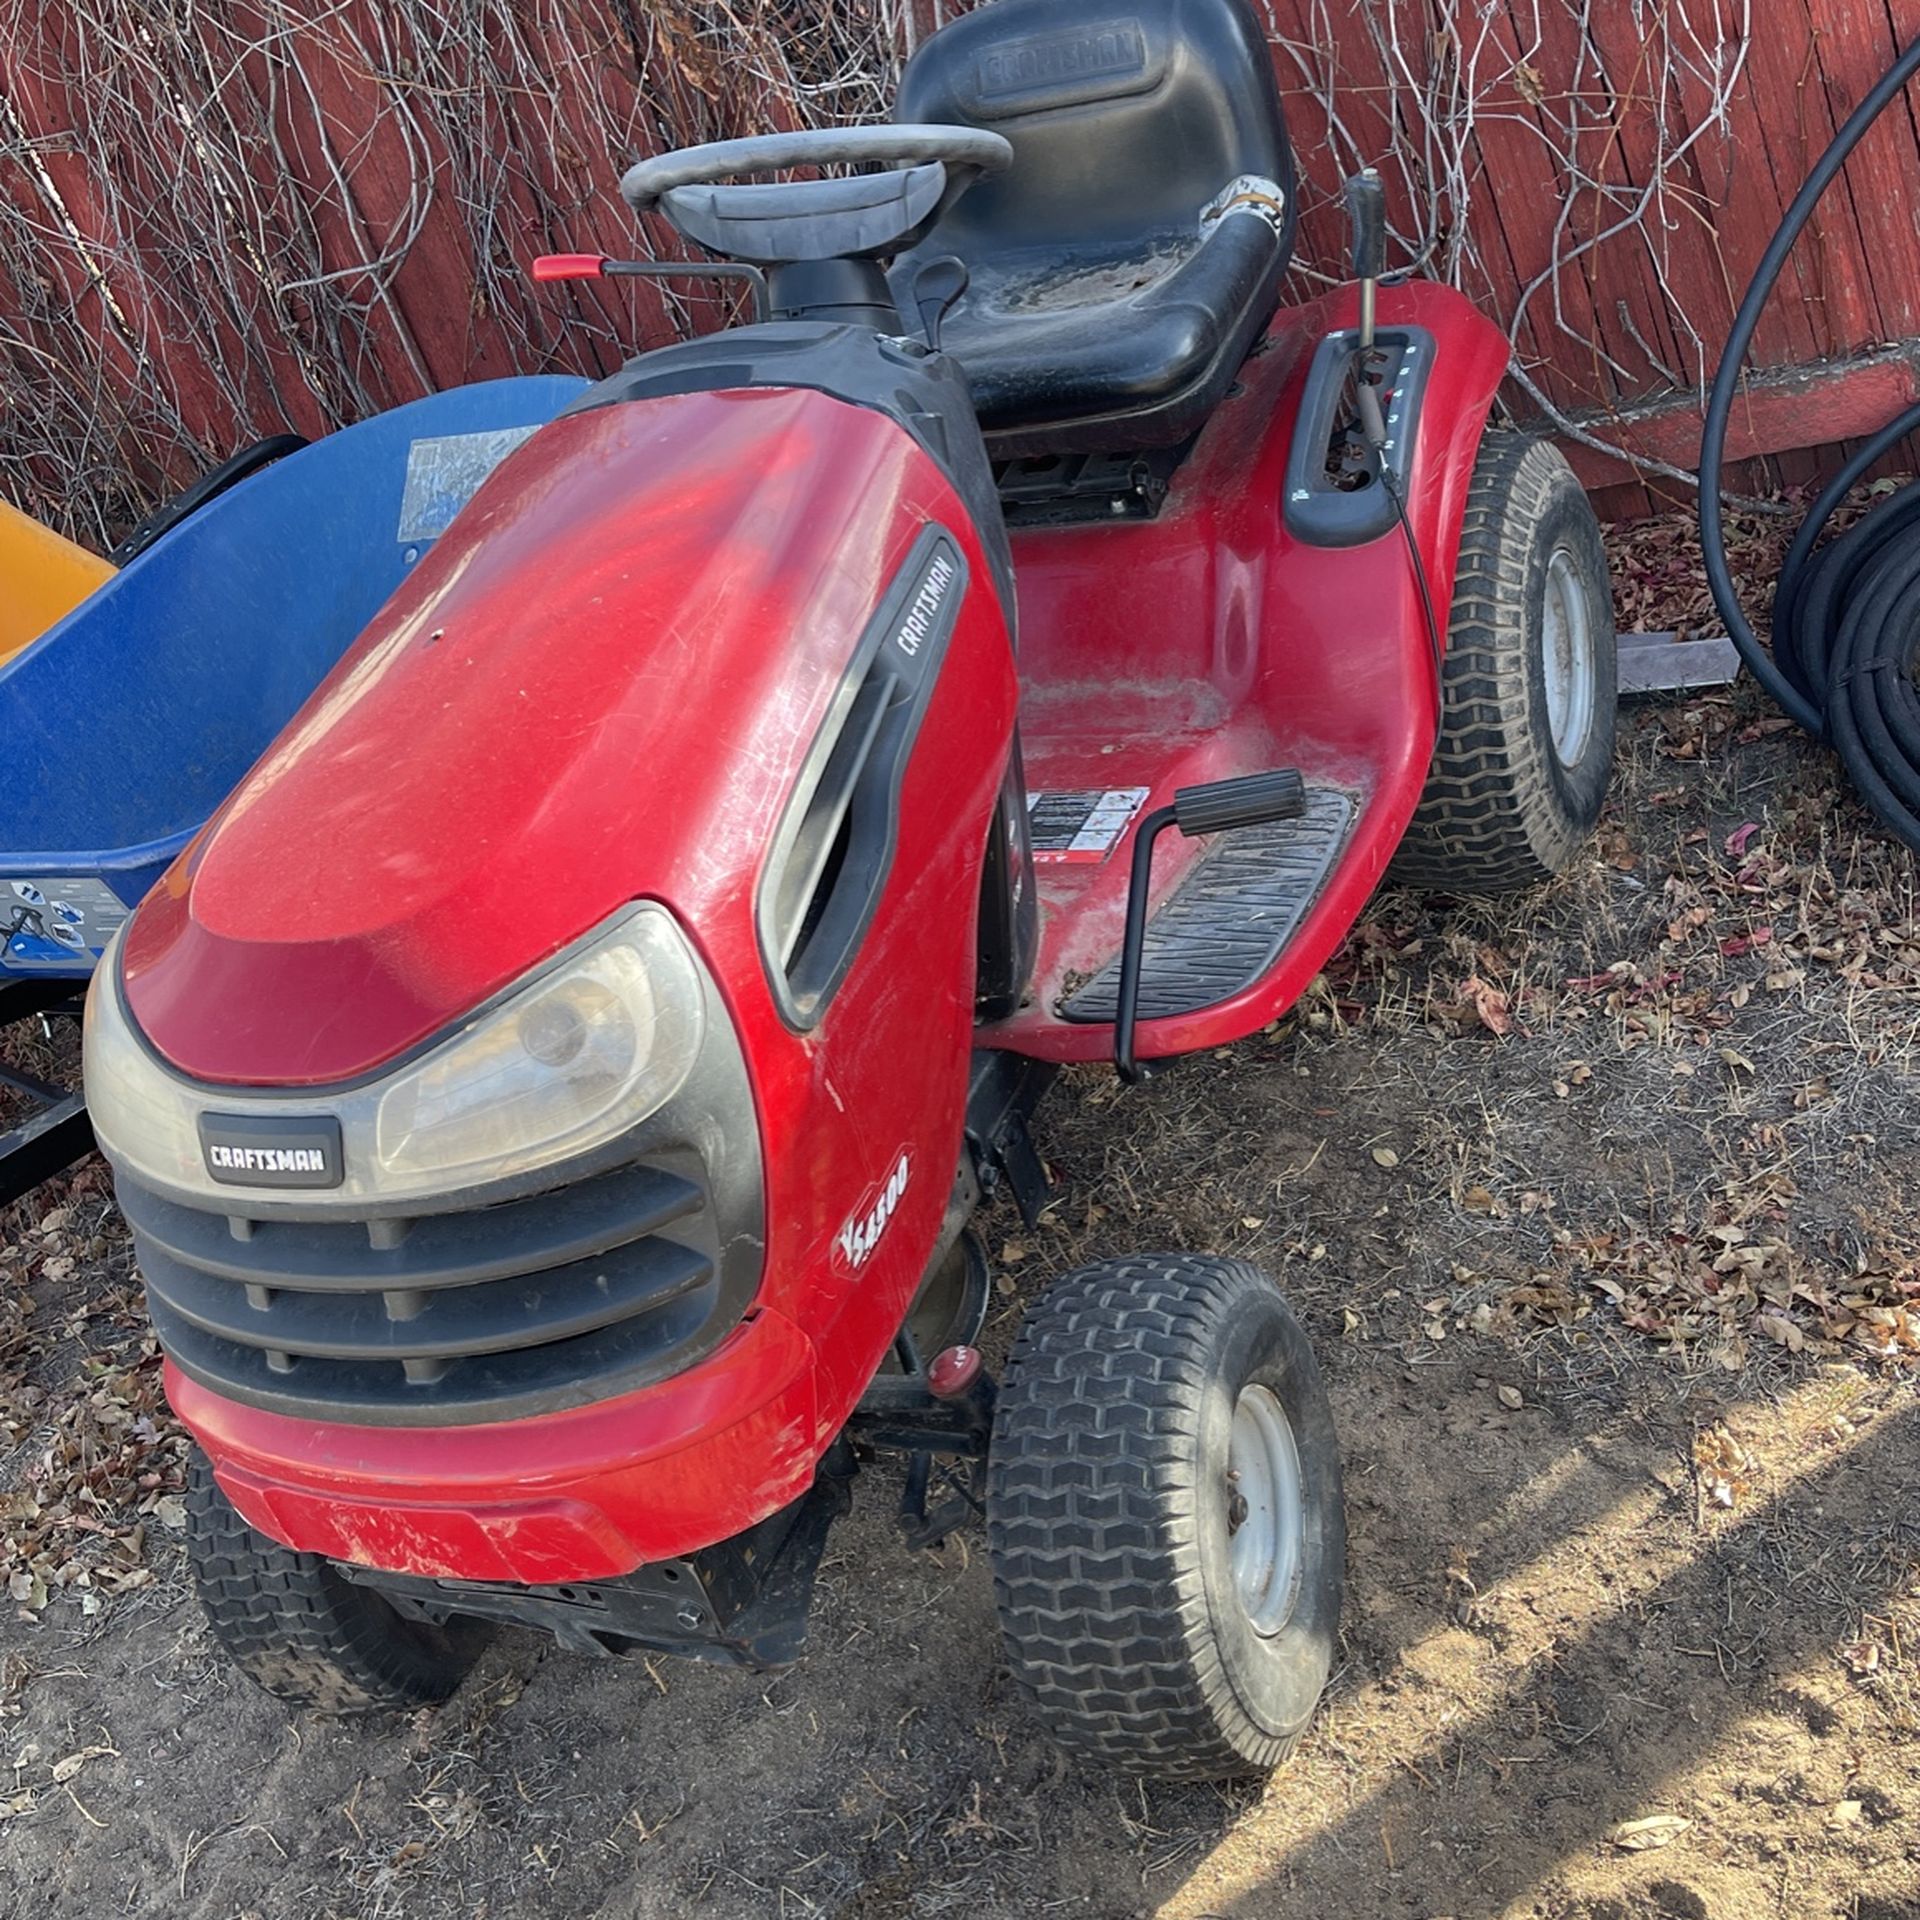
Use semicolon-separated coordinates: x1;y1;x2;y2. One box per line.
987;278;1512;1063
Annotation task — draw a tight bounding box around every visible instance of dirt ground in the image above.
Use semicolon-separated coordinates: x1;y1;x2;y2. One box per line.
4;511;1919;1920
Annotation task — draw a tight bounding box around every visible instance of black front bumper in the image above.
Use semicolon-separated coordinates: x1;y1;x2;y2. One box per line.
340;1458;853;1671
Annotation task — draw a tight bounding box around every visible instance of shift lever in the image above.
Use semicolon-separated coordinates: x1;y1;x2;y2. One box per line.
1344;169;1389;449
911;256;969;352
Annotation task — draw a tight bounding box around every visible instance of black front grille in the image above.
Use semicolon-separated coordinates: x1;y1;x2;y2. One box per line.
120;1155;744;1426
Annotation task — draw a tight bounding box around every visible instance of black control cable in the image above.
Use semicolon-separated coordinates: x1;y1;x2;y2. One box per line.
1701;34;1920;854
1343;170;1446;722
1381;460;1446;723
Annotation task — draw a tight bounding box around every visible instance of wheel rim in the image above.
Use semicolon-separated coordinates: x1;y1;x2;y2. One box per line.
902;1231;990;1364
1226;1383;1306;1637
1542;544;1597;768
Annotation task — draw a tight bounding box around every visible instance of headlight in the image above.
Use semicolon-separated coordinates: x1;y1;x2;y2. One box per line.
86;904;706;1206
373;917;701;1186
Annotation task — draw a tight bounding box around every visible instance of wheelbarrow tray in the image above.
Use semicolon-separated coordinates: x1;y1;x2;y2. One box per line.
2;377;586;978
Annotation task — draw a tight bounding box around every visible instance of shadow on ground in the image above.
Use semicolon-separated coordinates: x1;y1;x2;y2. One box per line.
6;683;1920;1918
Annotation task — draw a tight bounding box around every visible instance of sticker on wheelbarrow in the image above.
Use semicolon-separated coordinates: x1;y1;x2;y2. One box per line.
1027;787;1149;864
396;426;541;543
4;877;128;971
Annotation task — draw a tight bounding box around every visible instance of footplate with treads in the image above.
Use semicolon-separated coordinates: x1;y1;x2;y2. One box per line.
1060;787;1357;1023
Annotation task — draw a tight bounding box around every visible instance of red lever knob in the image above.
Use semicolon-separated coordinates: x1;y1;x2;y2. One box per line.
927;1344;985;1401
531;253;609;283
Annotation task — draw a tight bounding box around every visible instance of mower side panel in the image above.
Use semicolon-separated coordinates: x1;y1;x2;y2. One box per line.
986;279;1511;1063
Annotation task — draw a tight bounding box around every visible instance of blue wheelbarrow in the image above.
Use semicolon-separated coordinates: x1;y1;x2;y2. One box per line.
0;374;588;1201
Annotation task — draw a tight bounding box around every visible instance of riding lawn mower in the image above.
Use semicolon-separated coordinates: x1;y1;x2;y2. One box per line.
81;0;1617;1779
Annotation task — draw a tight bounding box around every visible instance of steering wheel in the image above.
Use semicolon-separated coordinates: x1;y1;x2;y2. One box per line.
619;126;1014;267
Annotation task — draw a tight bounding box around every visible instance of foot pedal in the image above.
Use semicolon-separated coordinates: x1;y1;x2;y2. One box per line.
1062;787;1356;1023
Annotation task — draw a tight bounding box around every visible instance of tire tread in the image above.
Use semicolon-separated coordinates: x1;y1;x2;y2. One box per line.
986;1255;1328;1779
1392;431;1615;891
185;1453;485;1714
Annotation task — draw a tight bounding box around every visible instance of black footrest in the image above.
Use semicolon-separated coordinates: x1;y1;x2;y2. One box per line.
1062;787;1356;1024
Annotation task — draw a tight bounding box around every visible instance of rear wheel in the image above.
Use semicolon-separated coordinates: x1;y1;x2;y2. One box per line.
184;1452;491;1713
1393;431;1617;891
986;1255;1343;1779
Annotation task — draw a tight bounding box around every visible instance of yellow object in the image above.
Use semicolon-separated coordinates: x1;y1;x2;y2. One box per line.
0;498;115;665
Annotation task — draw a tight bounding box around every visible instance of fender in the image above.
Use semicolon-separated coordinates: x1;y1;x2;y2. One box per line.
984;277;1513;1065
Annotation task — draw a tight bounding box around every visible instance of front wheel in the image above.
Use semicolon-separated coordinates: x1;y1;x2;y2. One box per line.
1393;431;1617;892
184;1452;491;1713
986;1255;1344;1780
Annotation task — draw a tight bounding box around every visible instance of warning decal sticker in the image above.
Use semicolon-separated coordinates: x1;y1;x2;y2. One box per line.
397;426;540;543
4;876;129;971
1027;787;1150;864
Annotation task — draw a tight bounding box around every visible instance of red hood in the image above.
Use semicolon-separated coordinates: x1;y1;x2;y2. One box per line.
123;388;937;1084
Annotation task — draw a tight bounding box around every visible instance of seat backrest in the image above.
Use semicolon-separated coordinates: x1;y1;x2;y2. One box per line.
896;0;1293;264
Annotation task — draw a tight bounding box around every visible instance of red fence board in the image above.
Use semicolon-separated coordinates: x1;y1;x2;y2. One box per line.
8;1;1920;535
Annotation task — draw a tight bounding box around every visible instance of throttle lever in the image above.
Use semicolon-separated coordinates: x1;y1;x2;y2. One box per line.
1343;170;1390;449
1344;168;1386;347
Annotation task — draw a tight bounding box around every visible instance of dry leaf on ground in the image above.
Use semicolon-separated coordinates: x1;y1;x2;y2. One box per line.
1612;1814;1692;1851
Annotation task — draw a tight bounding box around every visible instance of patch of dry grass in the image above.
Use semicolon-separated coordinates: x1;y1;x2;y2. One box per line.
2;1007;182;1631
0;504;1917;1918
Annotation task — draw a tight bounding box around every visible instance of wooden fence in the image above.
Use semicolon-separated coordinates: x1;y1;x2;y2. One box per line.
5;1;1920;539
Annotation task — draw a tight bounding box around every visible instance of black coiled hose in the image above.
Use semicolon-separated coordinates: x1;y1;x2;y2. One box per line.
1701;34;1920;854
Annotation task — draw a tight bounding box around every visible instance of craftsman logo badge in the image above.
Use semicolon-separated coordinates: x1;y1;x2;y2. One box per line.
837;1153;911;1269
894;548;958;659
199;1112;345;1190
978;24;1148;103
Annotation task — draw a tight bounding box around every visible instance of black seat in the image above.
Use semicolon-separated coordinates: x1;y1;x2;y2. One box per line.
894;0;1295;456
